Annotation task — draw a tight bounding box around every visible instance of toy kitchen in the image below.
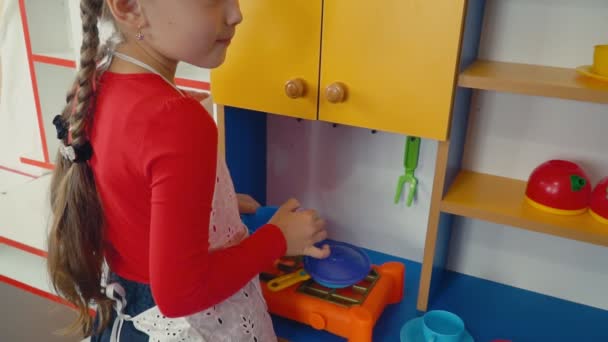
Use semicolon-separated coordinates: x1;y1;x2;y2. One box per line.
218;0;465;340
242;208;406;342
211;1;608;341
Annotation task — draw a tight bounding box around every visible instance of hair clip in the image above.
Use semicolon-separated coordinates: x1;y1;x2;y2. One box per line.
59;141;93;163
52;115;69;140
59;142;76;162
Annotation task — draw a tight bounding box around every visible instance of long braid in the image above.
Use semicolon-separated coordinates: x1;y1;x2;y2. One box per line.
70;0;103;146
48;0;113;337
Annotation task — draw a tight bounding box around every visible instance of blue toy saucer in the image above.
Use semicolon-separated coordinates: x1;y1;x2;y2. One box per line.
400;317;474;342
304;240;371;288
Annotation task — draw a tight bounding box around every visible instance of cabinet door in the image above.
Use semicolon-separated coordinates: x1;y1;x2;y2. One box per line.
211;1;322;120
319;0;466;140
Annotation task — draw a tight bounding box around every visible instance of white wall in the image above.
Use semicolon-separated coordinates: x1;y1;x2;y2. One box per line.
0;0;213;247
267;118;438;262
267;0;608;310
0;174;52;250
0;0;47;176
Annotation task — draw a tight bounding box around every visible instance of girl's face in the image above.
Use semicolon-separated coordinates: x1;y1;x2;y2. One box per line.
140;0;242;68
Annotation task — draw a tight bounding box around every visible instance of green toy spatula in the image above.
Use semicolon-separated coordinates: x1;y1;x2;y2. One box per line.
394;136;421;206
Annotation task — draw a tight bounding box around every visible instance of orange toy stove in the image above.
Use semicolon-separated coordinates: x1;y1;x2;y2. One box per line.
259;257;405;342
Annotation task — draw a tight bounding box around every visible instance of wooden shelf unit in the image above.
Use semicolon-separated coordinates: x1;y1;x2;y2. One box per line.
417;0;608;312
459;60;608;104
441;171;608;247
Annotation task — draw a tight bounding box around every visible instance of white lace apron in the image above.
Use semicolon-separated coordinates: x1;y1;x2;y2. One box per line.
104;144;277;342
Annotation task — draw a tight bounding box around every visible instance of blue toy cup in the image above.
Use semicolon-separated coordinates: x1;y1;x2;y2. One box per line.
422;310;465;342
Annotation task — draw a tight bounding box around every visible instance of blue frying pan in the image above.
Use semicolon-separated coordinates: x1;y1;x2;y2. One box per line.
242;206;371;290
267;240;371;291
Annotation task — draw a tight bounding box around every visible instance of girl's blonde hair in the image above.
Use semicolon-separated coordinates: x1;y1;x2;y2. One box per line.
48;0;122;336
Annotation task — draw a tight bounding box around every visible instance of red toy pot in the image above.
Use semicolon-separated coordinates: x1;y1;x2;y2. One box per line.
590;177;608;224
525;160;591;215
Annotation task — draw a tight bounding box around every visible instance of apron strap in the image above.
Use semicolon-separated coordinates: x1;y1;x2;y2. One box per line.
105;282;132;342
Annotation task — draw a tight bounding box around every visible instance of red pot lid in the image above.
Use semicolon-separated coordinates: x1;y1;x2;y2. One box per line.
590;177;608;222
526;160;591;212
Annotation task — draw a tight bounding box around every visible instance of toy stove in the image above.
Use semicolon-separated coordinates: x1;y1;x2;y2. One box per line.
260;256;405;342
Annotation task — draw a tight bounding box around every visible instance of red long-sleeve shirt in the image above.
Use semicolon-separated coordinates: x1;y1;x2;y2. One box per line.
89;71;286;317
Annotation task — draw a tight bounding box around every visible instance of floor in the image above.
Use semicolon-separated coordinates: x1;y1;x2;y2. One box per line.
0;281;81;342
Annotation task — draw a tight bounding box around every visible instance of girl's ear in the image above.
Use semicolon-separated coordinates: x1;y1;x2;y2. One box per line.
105;0;147;32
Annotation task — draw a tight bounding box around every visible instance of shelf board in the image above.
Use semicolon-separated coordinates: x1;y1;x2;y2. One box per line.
441;171;608;247
458;60;608;104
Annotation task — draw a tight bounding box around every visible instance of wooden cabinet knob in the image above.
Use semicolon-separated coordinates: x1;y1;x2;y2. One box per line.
285;78;306;99
325;82;347;103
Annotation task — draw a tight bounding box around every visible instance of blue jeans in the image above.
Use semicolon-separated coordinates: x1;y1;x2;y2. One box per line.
91;274;155;342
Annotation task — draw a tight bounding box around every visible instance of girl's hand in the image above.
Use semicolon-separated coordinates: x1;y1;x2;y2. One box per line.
269;198;330;259
237;193;261;214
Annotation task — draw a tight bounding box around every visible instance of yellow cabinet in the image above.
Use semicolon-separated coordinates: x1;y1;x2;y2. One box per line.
211;1;466;140
211;1;322;120
319;1;465;140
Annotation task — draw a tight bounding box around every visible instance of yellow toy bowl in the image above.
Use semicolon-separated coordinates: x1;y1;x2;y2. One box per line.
576;44;608;82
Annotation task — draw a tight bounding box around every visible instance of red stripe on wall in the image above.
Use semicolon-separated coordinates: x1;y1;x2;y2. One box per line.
32;54;77;68
175;78;211;91
0;165;38;179
0;274;75;308
0;244;97;316
0;236;48;257
20;157;55;170
17;0;50;163
0;275;96;316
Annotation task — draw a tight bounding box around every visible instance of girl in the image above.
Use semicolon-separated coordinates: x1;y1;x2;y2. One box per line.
47;0;330;341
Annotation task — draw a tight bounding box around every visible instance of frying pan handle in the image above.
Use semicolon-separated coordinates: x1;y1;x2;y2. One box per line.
267;269;311;292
